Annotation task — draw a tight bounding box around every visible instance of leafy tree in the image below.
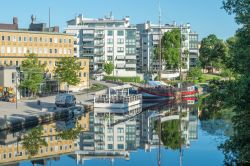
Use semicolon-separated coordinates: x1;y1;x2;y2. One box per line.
211;0;250;165
55;57;81;86
156;120;184;150
199;34;228;73
104;62;114;75
19;53;45;97
188;67;202;81
155;29;181;70
57;124;82;140
22;126;48;156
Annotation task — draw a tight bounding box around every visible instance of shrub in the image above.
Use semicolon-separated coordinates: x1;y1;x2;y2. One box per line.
104;76;140;83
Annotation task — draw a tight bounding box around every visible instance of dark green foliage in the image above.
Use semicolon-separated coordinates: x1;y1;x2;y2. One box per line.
104;76;140;83
19;53;45;96
104;62;114;75
217;0;250;164
188;67;202;81
199;34;228;72
55;57;81;86
156;120;183;150
155;29;181;70
22;126;48;156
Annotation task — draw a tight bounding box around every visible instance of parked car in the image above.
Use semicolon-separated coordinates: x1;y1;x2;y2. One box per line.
55;94;76;107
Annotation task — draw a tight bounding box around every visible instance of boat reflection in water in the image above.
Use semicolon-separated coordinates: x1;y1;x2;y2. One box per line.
0;98;198;166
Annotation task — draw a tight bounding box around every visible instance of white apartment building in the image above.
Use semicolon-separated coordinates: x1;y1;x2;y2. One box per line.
136;21;199;74
65;14;137;77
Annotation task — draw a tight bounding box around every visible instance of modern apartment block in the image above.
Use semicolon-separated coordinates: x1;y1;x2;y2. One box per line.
65;14;137;77
136;21;199;74
0;17;89;93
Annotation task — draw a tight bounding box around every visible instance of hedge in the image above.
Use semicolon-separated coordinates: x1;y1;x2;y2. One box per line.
104;76;141;83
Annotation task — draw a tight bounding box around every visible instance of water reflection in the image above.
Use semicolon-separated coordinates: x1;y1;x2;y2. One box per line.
0;98;229;166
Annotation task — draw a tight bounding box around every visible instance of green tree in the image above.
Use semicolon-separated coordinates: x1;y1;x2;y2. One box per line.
188;67;202;81
22;126;48;157
57;124;82;140
155;29;181;70
199;34;228;73
19;53;45;97
104;62;114;75
213;0;250;165
55;57;81;86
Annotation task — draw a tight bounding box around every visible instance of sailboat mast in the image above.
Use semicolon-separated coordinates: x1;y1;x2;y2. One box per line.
158;0;162;80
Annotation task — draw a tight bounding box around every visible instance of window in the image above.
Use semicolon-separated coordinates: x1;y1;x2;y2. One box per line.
44;48;48;54
117;30;124;36
34;37;37;42
18;47;22;54
50;49;52;54
13;36;16;42
8;153;12;158
108;144;113;150
7;36;11;41
1;46;5;53
107;30;113;36
24;37;27;42
107;128;113;133
107;56;113;61
18;36;22;42
23;47;27;54
54;49;57;54
107;47;113;53
16;61;18;66
84;72;86;77
117;38;124;44
117;47;124;53
107;38;113;44
54;38;58;43
3;153;6;159
40;37;43;42
12;72;15;83
1;36;4;41
117;128;124;133
7;47;11;53
59;48;62;54
34;48;37;53
29;37;32;42
50;38;53;43
69;39;71;43
117;144;124;149
118;136;124;141
49;61;52;66
59;38;62;43
12;47;16;53
108;136;113;141
79;72;82;77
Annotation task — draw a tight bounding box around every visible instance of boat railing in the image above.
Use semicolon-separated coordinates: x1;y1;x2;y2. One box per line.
95;94;142;104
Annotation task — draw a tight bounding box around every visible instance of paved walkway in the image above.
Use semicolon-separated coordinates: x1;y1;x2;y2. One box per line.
0;81;119;118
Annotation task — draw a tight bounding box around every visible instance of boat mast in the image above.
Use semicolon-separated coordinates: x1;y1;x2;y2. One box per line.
158;0;162;81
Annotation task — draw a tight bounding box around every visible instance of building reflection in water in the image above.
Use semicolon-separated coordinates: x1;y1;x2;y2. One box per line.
0;99;198;165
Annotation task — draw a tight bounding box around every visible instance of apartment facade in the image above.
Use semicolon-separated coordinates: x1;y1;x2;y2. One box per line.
65;14;137;77
136;21;199;74
0;28;89;92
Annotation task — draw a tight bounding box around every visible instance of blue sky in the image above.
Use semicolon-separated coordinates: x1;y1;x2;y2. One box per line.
0;0;238;40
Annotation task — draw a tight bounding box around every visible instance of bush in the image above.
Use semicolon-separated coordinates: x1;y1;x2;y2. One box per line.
194;80;199;84
104;76;141;83
198;76;206;83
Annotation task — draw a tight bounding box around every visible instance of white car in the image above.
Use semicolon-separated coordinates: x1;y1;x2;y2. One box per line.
55;94;76;107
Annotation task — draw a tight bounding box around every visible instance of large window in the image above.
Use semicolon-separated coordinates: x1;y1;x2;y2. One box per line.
117;47;124;53
107;38;113;44
117;30;124;36
117;144;124;149
117;128;124;133
107;47;113;53
117;38;124;44
107;30;113;36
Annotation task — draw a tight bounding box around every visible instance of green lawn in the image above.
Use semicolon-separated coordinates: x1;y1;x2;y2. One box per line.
202;73;221;81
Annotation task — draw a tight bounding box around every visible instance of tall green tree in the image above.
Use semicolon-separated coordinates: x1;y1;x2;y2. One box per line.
155;29;181;70
22;126;48;157
188;67;202;81
55;57;81;86
199;34;228;73
214;0;250;165
104;62;114;75
19;53;45;97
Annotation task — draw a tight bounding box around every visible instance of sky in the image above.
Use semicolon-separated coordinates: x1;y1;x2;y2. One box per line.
0;0;238;40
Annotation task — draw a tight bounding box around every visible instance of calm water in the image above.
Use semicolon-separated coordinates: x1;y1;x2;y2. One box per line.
0;100;231;166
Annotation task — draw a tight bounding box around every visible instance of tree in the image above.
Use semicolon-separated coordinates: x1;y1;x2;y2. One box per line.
215;0;250;165
188;67;202;81
104;62;114;75
22;126;48;157
19;53;45;97
55;57;81;86
199;34;228;73
155;29;181;70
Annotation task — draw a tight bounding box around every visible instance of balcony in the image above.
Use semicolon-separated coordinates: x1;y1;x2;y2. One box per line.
125;55;136;60
125;63;136;68
94;34;104;39
116;63;125;69
116;55;125;60
82;44;94;48
95;59;105;64
95;42;104;47
95;51;104;56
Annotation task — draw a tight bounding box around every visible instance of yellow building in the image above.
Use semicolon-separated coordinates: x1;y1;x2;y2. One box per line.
0;112;90;164
0;29;89;92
